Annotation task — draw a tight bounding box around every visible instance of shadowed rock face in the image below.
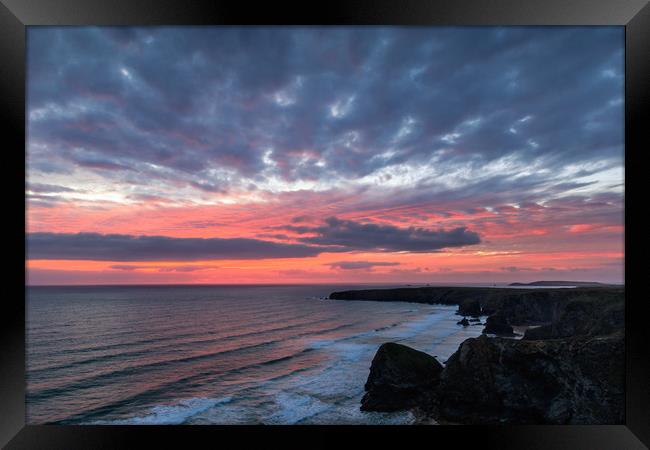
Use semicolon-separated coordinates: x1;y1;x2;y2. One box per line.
523;296;624;340
346;286;625;424
438;332;625;424
482;310;515;336
458;298;481;317
330;286;624;326
361;342;443;412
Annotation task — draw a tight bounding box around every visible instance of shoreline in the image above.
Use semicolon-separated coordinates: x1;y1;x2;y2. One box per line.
28;288;483;425
329;285;625;424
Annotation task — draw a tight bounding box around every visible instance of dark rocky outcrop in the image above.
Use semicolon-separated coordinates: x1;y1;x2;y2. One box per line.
330;286;623;327
343;285;625;424
361;342;443;412
482;310;515;336
457;298;481;317
457;318;470;326
523;295;624;340
437;332;624;424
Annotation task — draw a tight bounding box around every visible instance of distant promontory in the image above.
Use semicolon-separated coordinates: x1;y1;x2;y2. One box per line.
508;280;616;287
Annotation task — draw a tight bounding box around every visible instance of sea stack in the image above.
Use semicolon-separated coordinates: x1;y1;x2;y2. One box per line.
482;310;515;336
361;342;443;412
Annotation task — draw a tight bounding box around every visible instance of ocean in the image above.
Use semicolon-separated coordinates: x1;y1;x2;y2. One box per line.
26;284;487;425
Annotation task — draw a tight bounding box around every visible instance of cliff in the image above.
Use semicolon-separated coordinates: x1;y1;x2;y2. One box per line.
330;286;623;326
437;331;624;424
330;285;625;424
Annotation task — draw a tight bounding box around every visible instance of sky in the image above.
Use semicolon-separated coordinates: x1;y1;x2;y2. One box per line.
26;26;624;285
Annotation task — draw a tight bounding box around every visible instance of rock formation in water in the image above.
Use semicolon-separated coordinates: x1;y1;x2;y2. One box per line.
341;286;625;424
482;310;515;336
361;342;443;412
457;298;482;317
438;332;624;424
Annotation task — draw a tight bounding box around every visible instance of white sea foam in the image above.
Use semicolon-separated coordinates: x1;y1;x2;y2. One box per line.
30;285;488;425
95;396;233;425
95;305;482;425
305;400;416;425
264;392;332;424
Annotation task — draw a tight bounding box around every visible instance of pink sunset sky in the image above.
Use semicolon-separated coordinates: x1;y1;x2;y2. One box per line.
26;27;624;285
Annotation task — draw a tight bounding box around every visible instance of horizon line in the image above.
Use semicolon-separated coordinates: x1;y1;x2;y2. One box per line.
25;280;625;288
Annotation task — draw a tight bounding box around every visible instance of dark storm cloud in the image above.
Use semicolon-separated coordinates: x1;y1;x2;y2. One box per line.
28;215;482;260
27;27;623;198
27;232;324;261
328;261;400;270
288;217;481;252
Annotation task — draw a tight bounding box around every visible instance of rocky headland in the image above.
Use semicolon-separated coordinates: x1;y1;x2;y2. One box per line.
509;280;617;287
328;285;624;424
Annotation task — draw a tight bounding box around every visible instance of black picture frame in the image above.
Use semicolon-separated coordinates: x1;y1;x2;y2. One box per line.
2;0;648;448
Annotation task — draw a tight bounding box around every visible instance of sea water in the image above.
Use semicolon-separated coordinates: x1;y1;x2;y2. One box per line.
26;284;486;425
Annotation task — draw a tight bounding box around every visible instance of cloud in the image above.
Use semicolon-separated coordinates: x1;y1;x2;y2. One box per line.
27;183;77;193
27;232;324;261
26;27;623;206
289;217;480;252
27;216;481;261
109;264;146;271
25;27;624;287
500;266;535;273
110;264;219;272
158;265;217;272
327;261;400;270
